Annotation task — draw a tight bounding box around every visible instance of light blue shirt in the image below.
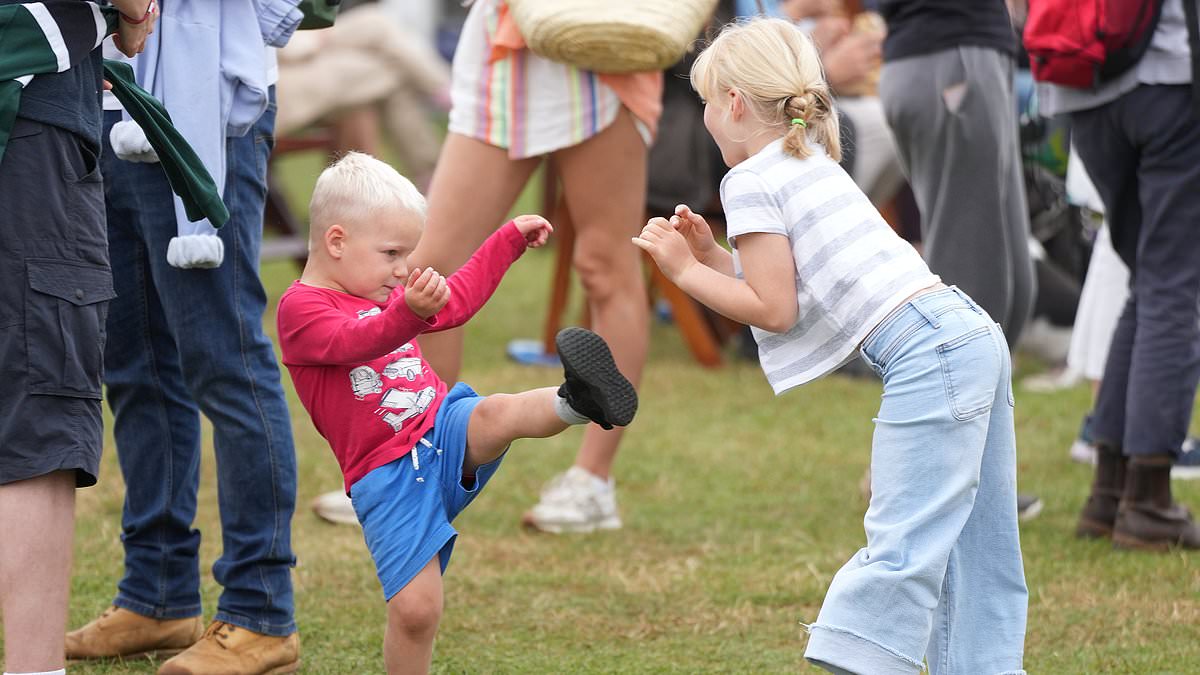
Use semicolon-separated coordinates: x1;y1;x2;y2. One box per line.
734;0;783;19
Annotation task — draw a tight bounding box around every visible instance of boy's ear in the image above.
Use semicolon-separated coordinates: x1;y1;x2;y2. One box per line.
325;223;347;259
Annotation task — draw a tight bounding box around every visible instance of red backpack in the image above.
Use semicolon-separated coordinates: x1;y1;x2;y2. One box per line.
1023;0;1167;88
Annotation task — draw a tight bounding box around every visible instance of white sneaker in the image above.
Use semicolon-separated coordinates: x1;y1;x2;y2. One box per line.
311;489;360;526
521;466;622;534
1069;439;1098;465
1173;438;1200;480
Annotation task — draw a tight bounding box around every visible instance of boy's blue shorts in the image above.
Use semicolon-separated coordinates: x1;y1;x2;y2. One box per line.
350;382;506;600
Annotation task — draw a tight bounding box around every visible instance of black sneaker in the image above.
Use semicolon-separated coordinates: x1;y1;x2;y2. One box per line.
555;327;637;430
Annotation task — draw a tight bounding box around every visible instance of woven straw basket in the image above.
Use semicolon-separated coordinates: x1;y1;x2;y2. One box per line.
506;0;719;73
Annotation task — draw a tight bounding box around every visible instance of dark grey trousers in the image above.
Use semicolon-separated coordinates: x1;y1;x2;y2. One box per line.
1073;85;1200;458
880;46;1036;347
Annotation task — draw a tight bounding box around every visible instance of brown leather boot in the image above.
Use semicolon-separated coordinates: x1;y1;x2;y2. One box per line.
1112;454;1200;552
156;621;300;675
65;606;203;660
1076;443;1126;538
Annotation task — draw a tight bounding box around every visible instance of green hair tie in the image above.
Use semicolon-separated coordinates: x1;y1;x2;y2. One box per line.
791;118;807;127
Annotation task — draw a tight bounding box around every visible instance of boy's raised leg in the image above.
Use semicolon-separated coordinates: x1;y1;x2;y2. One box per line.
465;328;637;472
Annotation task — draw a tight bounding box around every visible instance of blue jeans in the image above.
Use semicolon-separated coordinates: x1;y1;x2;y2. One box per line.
100;98;298;636
805;288;1027;675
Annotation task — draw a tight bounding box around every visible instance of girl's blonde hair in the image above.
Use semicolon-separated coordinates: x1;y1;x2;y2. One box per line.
691;17;841;162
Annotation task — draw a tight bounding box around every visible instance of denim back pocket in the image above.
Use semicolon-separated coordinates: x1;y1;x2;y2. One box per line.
936;325;1001;421
24;258;116;399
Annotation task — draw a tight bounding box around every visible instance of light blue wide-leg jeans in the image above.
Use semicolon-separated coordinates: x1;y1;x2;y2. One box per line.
805;287;1027;675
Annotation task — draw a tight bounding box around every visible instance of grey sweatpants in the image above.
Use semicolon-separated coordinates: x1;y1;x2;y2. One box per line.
880;46;1035;347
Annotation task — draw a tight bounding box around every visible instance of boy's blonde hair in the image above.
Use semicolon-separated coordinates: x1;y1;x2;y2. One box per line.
691;17;841;162
309;152;427;235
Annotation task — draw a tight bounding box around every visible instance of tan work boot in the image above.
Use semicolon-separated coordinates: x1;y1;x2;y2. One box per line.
156;621;300;675
65;606;203;660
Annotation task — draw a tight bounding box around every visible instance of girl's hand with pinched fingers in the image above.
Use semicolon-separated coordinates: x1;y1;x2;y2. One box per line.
512;214;554;248
404;267;451;319
671;204;719;263
631;217;698;282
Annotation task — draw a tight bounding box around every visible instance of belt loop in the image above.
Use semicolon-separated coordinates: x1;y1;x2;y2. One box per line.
950;286;982;315
911;296;941;329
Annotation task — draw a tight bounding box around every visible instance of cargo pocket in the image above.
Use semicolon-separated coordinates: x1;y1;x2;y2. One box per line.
937;325;1002;421
24;259;116;399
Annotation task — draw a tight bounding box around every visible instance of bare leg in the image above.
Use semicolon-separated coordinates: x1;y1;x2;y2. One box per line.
384;557;443;675
412;133;541;381
465;388;568;472
0;471;75;673
551;109;650;479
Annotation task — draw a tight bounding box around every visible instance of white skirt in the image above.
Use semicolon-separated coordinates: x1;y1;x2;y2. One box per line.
447;0;625;159
1067;224;1129;381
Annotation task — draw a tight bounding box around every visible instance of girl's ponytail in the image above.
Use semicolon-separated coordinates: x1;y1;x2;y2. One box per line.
781;86;841;162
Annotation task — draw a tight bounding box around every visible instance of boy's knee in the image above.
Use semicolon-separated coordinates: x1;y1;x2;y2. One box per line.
387;592;443;640
470;394;508;428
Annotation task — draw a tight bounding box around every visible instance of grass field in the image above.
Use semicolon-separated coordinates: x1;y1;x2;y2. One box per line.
6;150;1197;674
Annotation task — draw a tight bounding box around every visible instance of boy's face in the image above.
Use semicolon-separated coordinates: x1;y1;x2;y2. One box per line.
331;207;423;303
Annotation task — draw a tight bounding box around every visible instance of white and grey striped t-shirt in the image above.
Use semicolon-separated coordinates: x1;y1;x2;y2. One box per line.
722;139;939;394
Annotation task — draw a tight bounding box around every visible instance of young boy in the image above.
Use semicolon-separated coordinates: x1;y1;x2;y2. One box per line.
276;152;637;672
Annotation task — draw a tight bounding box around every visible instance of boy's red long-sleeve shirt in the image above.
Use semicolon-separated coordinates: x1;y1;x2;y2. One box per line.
277;222;528;492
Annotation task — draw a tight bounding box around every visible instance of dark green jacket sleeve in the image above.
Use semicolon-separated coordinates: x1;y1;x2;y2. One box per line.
103;59;229;226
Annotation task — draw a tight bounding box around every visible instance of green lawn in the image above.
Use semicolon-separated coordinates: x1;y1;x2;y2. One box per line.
11;150;1198;673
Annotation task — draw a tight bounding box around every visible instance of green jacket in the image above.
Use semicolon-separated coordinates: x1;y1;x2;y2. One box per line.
0;1;228;226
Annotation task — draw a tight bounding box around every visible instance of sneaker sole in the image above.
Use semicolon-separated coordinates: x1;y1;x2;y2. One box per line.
1171;465;1200;480
520;510;622;534
556;327;638;427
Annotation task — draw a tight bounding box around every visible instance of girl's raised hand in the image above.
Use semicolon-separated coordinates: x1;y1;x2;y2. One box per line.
632;217;697;282
671;204;718;262
512;214;553;248
404;267;451;319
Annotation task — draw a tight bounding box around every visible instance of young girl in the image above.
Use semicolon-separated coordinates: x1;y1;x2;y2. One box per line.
633;18;1028;675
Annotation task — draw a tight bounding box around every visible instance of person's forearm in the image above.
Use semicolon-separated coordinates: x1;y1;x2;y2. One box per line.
700;246;735;276
431;221;527;330
673;262;796;333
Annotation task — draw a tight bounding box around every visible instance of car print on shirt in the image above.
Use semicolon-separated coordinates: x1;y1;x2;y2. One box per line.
349;365;383;400
356;307;382;319
383;357;423;381
377;386;437;432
